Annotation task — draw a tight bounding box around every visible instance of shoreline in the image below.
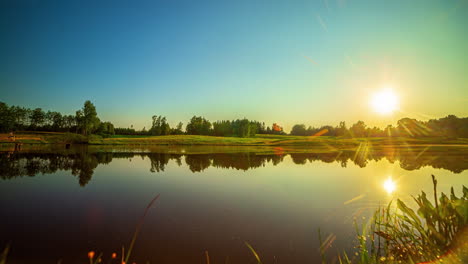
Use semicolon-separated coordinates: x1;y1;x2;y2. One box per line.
1;132;468;149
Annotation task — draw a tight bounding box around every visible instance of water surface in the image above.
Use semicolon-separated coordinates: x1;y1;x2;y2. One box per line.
1;145;467;264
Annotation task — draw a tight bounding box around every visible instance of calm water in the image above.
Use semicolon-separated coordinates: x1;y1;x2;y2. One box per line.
1;145;467;264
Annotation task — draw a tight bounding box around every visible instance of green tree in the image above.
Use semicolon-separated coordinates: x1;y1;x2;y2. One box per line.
336;121;348;137
186;116;212;135
151;115;161;135
290;124;307;136
30;108;45;130
50;111;64;131
349;121;366;137
0;102;14;132
171;122;184;135
97;121;115;136
76;101;100;135
160;117;171;135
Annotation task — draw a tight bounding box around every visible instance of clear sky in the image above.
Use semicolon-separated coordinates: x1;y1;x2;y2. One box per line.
1;0;467;131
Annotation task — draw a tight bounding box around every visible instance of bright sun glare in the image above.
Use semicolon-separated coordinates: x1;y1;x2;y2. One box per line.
383;178;396;194
371;87;399;115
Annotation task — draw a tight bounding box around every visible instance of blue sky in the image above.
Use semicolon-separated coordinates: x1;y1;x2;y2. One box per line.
1;0;467;130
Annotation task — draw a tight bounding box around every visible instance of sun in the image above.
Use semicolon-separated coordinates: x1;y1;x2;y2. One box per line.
370;87;399;115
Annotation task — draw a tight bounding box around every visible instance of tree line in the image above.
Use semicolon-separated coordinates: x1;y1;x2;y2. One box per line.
290;116;468;138
0;101;114;136
1;101;467;138
147;116;285;137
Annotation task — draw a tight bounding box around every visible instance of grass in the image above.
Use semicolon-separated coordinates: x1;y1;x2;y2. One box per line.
91;134;468;147
2;132;467;147
319;175;468;264
0;131;89;144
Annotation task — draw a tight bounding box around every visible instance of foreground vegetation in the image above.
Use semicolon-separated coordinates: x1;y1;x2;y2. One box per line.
319;175;467;264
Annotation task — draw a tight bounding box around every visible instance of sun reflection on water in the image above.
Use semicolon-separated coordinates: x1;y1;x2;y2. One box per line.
383;177;396;194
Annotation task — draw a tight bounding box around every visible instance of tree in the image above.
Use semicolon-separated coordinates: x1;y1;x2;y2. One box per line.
160;117;171;135
213;120;232;136
149;115;171;136
150;115;162;135
96;121;115;136
30;108;45;130
290;124;307;136
271;123;285;135
171;122;184;135
63;115;76;131
50;112;64;131
349;121;366;137
397;118;427;137
76;101;100;135
254;122;267;134
236;119;252;137
336;121;348;137
0;102;14;132
186;116;212;135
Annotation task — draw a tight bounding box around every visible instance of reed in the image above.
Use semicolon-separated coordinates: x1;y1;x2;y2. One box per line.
322;175;467;264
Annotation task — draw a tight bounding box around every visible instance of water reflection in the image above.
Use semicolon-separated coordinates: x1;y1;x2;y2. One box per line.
0;145;466;264
383;177;396;194
0;145;467;186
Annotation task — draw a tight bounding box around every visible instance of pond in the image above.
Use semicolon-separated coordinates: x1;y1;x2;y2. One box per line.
0;144;467;264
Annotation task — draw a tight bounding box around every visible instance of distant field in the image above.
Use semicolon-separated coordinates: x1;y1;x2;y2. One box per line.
1;132;468;148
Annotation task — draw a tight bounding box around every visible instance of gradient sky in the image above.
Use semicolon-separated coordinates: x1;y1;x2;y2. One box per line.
1;0;467;131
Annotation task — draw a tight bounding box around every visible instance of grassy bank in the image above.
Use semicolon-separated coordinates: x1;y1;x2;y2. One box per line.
0;131;90;144
1;132;468;147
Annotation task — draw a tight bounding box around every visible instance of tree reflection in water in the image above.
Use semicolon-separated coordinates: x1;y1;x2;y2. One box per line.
1;145;467;186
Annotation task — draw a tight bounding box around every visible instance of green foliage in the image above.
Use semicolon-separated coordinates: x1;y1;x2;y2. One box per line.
0;102;15;132
290;116;468;138
96;121;115;137
171;122;184;135
291;124;308;136
76;101;100;135
30;108;45;129
150;115;171;136
186;116;212;135
350;121;367;138
0;101;114;135
373;175;468;263
213;119;258;137
322;175;468;264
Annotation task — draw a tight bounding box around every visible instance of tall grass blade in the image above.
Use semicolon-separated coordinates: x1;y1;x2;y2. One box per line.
124;194;160;264
205;250;210;264
245;242;263;264
0;245;9;264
